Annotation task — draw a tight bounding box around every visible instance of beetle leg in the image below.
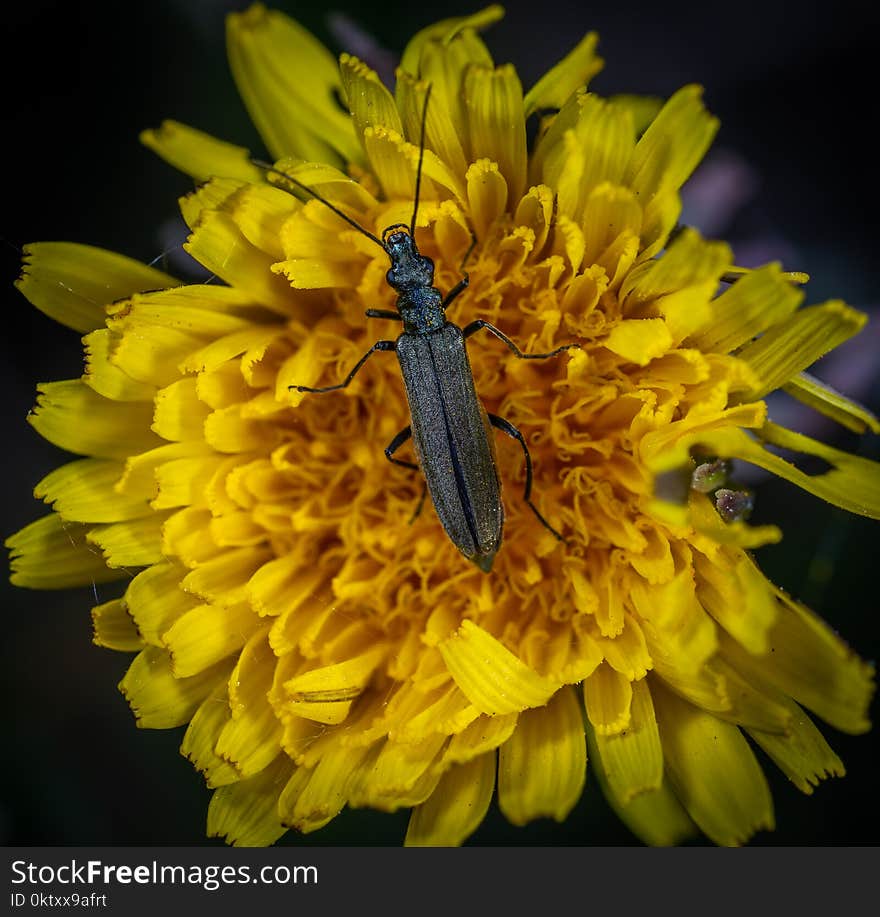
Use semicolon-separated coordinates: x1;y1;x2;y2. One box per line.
290;339;396;394
385;426;427;524
463;319;579;360
441;272;469;310
487;413;568;545
459;230;478;272
440;231;478;311
385;425;419;472
365;308;401;321
408;484;428;524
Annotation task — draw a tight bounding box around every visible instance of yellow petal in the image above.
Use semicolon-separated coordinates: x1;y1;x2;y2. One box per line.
555;215;585;272
585;722;695;845
181;326;283;375
271;256;362;290
207;754;292;846
626;85;719;250
152;454;231;511
513;183;554;255
444;712;519;765
215;629;282;777
249;554;324;619
392;684;480;743
285;743;372;832
540;620;605;685
497;686;587;825
28;380;162;459
162;506;227;566
581;182;643;270
405;752;496;846
733;300;867;400
163;601;261;678
639;403;765;477
271;159;380;214
340;53;403;147
747;700;845;795
610;94;664;135
588;677;663;805
354;734;446;809
124;561;199;646
119;645;231;729
652;680;774;846
583;663;633;735
784;371;880;435
184;210;298;314
86;513;170;568
523;32;603;117
283;646;387;725
396;70;468;180
439;620;561;715
181;680;240;788
629;567;718;676
112;282;270;330
647;421;880;520
204;404;281;454
278;205;356;263
364;125;464;206
693;546;778;655
399;5;503;78
622;227;730;306
180;545;273;604
464;64;527;204
542;94;635;222
268;587;339;658
638;190;684;259
107;322;211;389
721;593;874;735
197;363;254;410
34;458;150;523
117;441;214;502
209;512;266;547
91;598;144;652
466;159;508;239
15;242;176;333
83;329;157;402
753;422;880;519
688;263;803;354
706;655;792;732
594;613;653;680
226;4;359;165
152;378;209;441
141;120;264;183
627;83;718;204
187;179;299;261
603;318;673;365
627;522;675;583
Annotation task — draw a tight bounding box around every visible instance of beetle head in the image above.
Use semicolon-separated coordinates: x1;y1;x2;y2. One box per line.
383;226;435;291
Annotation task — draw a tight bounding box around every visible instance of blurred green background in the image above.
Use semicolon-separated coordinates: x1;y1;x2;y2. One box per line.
2;0;877;846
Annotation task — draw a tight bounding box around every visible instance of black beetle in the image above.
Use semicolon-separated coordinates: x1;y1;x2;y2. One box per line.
256;88;578;571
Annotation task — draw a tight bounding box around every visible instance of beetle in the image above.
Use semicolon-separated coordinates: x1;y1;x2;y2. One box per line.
256;88;578;572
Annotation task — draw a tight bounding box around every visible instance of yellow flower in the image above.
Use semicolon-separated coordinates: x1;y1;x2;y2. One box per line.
7;4;878;846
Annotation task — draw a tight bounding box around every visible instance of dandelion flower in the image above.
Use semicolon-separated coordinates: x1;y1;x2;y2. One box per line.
8;4;878;847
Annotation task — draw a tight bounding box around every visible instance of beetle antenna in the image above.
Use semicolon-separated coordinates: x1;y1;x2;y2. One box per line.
409;84;432;239
251;158;384;249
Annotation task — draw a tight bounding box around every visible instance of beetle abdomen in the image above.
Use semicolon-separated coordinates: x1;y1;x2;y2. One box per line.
396;324;503;570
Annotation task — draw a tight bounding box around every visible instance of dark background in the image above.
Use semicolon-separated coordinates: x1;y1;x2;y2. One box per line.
2;0;878;846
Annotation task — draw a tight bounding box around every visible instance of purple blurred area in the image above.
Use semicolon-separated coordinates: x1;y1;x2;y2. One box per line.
1;0;877;847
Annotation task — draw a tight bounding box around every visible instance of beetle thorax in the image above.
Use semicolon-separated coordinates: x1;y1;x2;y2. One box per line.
397;286;445;334
383;229;445;333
